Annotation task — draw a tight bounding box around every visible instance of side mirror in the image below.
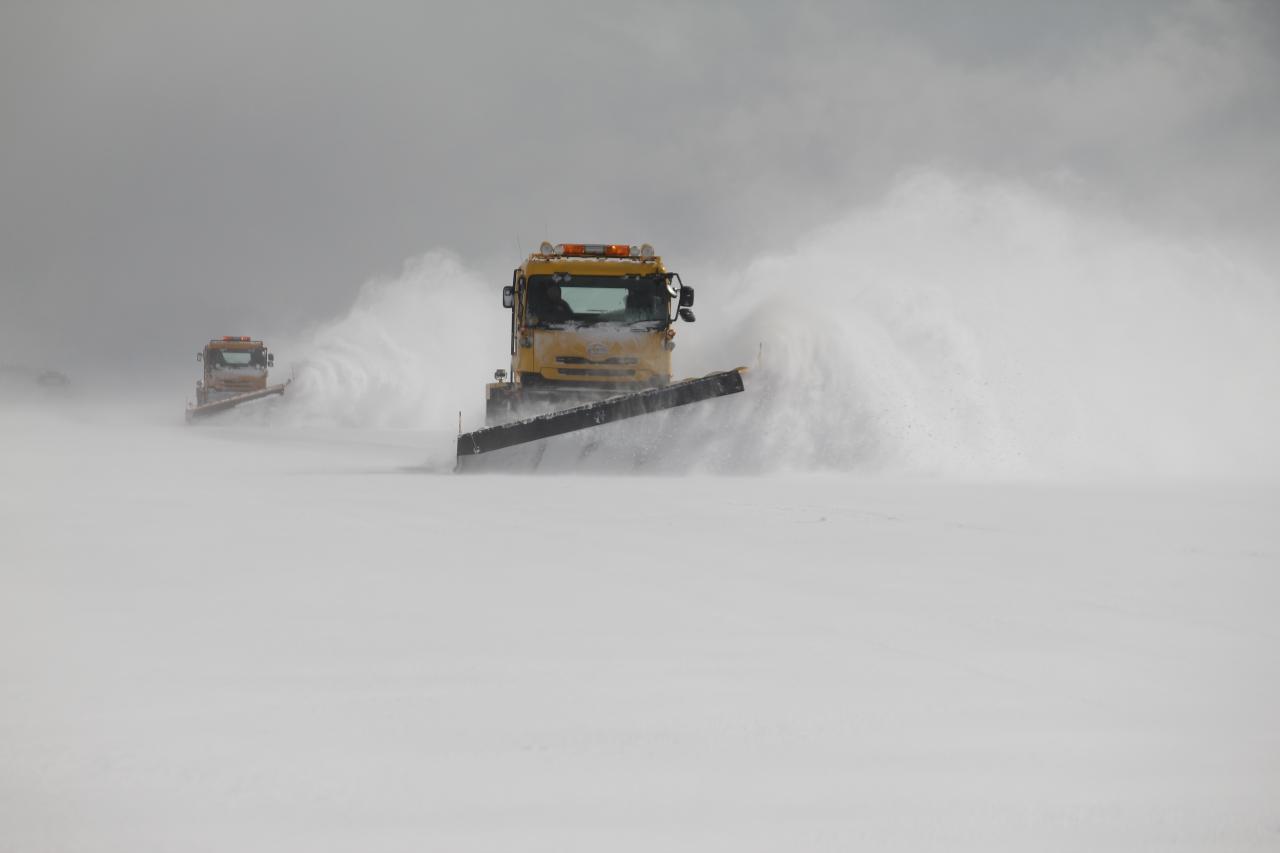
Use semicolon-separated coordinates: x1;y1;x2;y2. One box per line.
679;285;695;308
196;352;203;362
267;353;275;366
679;308;696;323
502;285;514;309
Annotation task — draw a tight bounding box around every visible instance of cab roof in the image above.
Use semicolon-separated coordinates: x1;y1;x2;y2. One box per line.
523;242;666;276
522;255;665;277
207;336;264;349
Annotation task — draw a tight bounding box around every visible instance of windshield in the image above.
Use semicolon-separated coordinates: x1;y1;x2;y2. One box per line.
208;348;267;368
526;274;669;327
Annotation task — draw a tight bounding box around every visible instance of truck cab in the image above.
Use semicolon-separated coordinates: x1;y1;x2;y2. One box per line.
486;242;695;424
195;336;275;406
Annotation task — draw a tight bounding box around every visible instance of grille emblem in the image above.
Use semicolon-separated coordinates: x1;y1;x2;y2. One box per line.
586;342;609;358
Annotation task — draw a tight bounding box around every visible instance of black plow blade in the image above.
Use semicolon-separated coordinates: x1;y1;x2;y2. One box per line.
456;369;745;462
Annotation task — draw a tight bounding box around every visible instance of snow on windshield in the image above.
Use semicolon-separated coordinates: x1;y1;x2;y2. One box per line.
210;349;265;369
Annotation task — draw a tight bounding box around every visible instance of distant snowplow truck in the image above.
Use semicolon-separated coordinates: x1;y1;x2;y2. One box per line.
186;336;287;421
456;242;745;461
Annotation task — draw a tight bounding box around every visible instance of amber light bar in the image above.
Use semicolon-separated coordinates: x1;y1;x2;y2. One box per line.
538;242;655;259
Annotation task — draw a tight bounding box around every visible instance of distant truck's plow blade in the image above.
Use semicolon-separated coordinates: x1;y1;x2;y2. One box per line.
185;383;289;422
457;369;745;463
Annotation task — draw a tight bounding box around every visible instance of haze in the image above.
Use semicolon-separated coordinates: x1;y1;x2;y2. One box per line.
2;0;1278;371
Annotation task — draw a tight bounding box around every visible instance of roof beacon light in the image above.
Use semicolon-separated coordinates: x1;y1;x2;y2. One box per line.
545;243;651;259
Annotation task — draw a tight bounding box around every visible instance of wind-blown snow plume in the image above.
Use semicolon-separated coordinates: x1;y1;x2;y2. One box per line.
270;174;1280;478
683;173;1280;478
273;251;501;432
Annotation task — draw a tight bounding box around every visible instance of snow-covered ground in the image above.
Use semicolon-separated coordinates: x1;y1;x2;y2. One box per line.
2;395;1277;852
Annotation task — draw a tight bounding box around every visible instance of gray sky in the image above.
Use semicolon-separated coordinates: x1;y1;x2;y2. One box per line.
2;0;1277;371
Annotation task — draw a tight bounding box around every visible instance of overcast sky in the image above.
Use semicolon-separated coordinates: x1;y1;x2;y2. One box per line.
2;0;1277;370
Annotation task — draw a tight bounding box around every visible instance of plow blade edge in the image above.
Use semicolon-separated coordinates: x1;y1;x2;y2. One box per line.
457;369;745;460
186;383;289;421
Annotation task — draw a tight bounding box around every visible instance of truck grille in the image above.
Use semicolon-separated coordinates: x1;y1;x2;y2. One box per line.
556;368;638;377
555;356;639;365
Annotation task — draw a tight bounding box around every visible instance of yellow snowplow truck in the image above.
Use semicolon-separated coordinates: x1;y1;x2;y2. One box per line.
456;242;744;461
186;336;288;421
